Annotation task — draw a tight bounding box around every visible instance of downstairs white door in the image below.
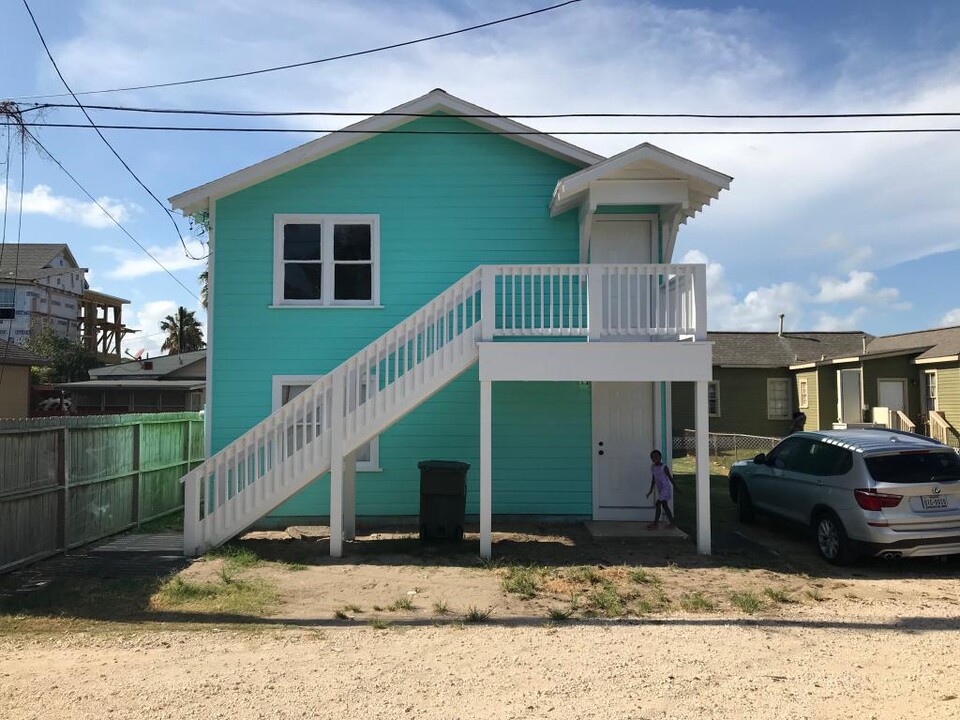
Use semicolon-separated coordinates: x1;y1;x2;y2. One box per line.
592;382;654;520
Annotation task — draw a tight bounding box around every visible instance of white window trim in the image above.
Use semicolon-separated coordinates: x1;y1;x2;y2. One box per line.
924;369;939;412
767;378;792;420
798;378;809;409
271;374;380;471
273;213;380;307
708;381;721;417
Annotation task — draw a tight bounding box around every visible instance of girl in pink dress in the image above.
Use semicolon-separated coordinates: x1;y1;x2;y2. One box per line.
646;450;677;530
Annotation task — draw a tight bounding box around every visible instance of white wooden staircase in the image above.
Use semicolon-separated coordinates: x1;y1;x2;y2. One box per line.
181;263;706;556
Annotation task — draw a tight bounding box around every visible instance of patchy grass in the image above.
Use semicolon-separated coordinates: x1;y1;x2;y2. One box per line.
547;607;572;622
152;575;278;616
134;513;183;534
501;566;542;599
464;606;491;623
806;588;826;602
568;566;604;585
588;583;626;617
730;591;763;614
0;577;163;623
334;609;350;620
206;544;264;572
344;603;363;614
282;562;308;572
369;617;390;630
433;600;450;616
388;595;415;612
629;568;661;586
763;588;797;604
679;592;717;613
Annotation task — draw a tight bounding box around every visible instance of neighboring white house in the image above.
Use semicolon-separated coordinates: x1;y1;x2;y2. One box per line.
0;243;132;363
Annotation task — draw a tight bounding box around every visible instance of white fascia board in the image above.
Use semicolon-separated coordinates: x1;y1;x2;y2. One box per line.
914;354;960;365
478;341;713;382
830;356;861;365
550;142;732;216
788;362;818;370
169;89;603;216
589;179;689;208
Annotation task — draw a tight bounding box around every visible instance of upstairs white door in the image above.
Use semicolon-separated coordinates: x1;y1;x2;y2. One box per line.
591;219;655;338
592;382;654;520
878;379;907;413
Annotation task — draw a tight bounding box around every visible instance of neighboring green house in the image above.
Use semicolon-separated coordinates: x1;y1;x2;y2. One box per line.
790;325;960;447
672;330;869;438
671;324;960;450
170;89;732;558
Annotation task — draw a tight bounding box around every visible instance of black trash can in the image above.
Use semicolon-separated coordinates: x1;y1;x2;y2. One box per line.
418;460;469;542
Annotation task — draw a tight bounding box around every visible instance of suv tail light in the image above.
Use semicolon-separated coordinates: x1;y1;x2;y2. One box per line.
854;488;903;511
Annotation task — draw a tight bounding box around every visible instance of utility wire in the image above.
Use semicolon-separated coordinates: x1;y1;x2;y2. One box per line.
21;103;960;121
20;0;202;260
20;122;960;135
0;126;26;381
24;128;201;302
11;0;581;100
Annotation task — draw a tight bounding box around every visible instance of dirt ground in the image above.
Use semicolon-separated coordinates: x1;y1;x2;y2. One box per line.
2;525;960;719
2;470;960;719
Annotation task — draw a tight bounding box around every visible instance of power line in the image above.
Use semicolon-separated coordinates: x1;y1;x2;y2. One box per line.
20;0;202;260
24;128;201;302
11;0;581;101
20;122;960;136
22;103;960;121
0;125;26;381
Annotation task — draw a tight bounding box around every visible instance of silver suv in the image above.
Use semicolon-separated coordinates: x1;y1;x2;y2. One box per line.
728;429;960;564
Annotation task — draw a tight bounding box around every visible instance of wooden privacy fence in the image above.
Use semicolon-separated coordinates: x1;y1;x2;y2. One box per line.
0;412;204;574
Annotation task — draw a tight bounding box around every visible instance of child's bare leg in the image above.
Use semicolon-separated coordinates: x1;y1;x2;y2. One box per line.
647;502;662;529
663;503;675;528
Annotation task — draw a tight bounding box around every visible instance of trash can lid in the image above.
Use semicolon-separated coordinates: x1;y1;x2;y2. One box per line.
417;460;471;471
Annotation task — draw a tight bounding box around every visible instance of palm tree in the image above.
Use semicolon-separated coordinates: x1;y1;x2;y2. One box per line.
199;269;208;309
160;306;205;355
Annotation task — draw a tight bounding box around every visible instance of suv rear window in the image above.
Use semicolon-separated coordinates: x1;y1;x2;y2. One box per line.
865;451;960;484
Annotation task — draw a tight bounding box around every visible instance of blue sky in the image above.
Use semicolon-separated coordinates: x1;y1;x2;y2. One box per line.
1;0;959;355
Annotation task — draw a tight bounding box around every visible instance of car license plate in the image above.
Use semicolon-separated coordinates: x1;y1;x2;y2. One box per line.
921;495;948;510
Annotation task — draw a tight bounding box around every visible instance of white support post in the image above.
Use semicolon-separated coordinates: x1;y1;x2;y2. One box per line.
587;265;603;341
694;380;711;555
480;267;495;341
183;471;201;557
330;370;345;558
344;450;357;541
693;264;708;341
479;379;492;559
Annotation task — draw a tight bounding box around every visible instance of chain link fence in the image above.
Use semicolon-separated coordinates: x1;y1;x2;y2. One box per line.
675;430;782;471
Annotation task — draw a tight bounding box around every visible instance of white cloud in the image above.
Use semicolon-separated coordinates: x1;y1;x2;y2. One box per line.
0;183;138;229
97;239;206;279
684;249;905;331
941;308;960;327
813;271;899;304
122;300;207;358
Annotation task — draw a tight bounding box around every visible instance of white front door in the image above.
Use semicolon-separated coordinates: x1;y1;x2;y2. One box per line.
878;379;907;413
592;382;654;520
591;219;654;264
838;369;862;424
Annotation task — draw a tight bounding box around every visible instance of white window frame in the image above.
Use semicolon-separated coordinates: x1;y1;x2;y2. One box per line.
273;214;380;307
924;370;939;412
708;381;721;417
271;374;380;471
0;287;15;320
767;378;792;420
798;378;809;409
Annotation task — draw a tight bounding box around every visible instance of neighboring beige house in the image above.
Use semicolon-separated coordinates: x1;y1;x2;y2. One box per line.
0;243;132;364
0;341;46;418
59;350;206;415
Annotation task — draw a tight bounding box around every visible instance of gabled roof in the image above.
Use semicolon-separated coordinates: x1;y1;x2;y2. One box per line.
864;325;960;362
169;89;605;216
0;244;79;281
88;349;206;380
0;340;47;367
550;143;732;221
709;331;872;368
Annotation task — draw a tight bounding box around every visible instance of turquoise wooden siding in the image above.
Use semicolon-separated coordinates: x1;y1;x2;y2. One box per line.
211;115;592;517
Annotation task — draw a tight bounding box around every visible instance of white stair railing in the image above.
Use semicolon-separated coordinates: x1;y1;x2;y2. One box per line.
182;262;707;555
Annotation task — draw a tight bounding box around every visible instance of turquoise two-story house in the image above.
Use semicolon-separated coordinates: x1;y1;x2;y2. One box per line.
170;90;730;558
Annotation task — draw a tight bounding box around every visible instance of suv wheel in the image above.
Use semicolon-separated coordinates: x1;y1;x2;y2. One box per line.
815;511;856;566
737;483;755;524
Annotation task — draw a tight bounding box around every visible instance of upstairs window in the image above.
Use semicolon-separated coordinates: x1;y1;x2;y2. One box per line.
0;288;14;320
273;214;379;307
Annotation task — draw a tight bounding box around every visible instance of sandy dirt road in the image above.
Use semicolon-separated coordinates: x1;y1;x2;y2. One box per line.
3;607;959;720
